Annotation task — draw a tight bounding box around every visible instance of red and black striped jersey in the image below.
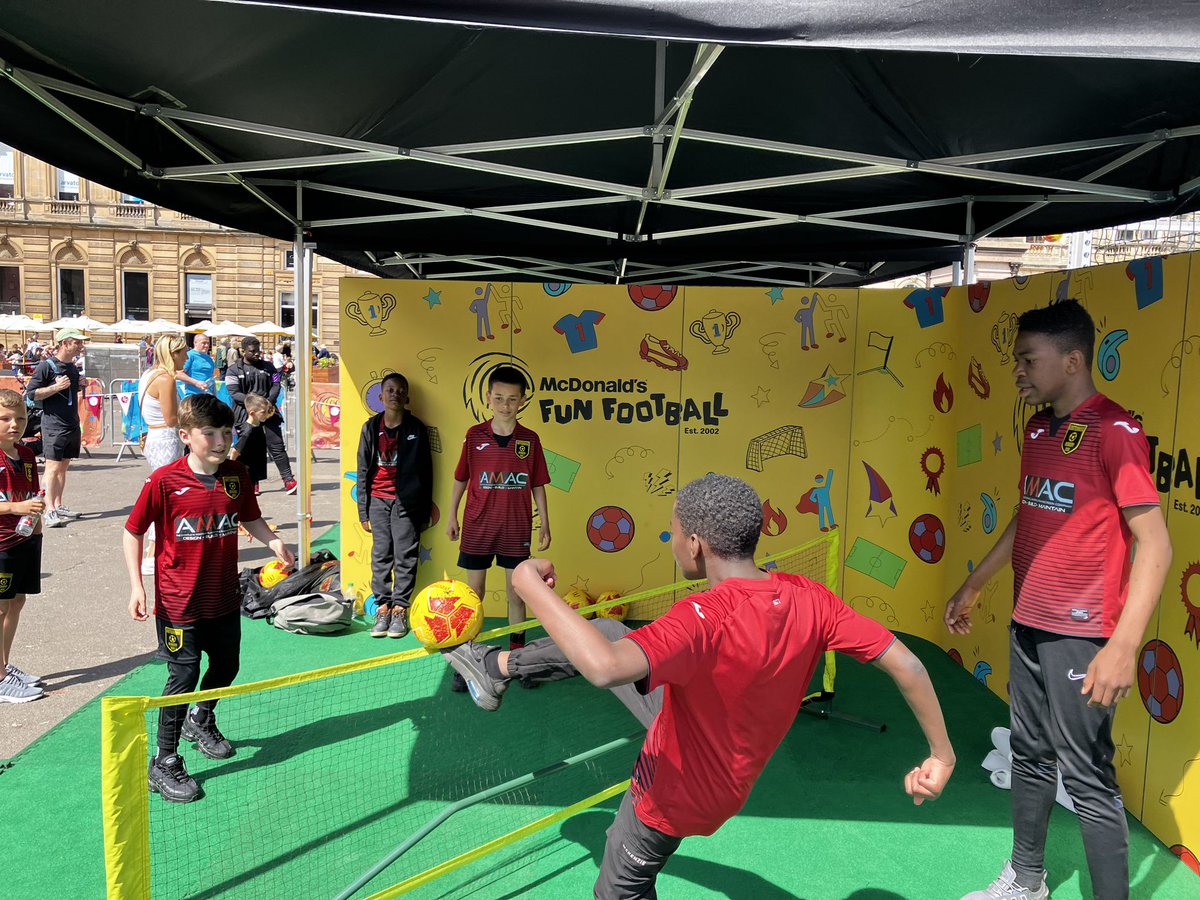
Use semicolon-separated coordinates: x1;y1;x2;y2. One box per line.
125;455;262;624
1012;393;1159;637
453;420;549;556
0;445;39;552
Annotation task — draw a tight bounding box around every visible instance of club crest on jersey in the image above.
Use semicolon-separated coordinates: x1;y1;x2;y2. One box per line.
0;573;11;595
1061;423;1087;455
23;463;32;482
221;476;242;499
514;439;531;460
164;627;184;654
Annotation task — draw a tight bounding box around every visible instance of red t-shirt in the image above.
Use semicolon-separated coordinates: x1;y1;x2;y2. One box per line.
453;421;550;556
1012;393;1160;637
0;446;40;552
370;424;401;501
624;572;895;837
125;456;262;624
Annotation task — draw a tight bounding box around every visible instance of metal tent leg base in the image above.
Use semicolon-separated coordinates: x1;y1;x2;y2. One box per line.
799;692;886;733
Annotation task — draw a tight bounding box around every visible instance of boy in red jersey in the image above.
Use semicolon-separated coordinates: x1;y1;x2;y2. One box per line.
444;473;955;897
946;300;1171;900
447;366;550;659
0;390;46;702
125;394;294;803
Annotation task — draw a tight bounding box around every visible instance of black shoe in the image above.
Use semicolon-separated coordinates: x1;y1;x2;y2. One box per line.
148;753;202;803
181;709;235;760
387;607;410;638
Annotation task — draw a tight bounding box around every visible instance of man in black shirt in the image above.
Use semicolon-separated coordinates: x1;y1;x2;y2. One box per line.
25;328;86;526
224;336;295;494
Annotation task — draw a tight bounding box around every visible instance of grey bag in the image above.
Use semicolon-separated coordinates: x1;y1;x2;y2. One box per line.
267;592;352;634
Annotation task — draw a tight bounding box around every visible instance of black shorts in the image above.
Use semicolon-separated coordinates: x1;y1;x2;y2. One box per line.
457;550;528;571
155;611;242;664
43;427;81;461
0;535;42;600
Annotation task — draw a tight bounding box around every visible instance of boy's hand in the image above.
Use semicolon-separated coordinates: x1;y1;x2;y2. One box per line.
269;538;296;568
15;496;45;516
513;558;556;594
446;519;459;541
943;583;980;635
361;519;372;533
905;755;954;805
129;585;148;622
537;523;551;551
1082;642;1135;708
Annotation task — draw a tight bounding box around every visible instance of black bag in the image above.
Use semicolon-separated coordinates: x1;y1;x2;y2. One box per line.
240;550;338;620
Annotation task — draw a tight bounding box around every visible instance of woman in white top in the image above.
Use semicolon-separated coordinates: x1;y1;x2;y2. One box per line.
137;334;188;574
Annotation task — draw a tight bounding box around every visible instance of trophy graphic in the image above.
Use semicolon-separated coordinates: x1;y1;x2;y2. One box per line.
346;290;397;337
689;309;742;355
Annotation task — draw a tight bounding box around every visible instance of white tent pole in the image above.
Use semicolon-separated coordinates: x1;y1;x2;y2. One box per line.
294;183;312;567
964;198;977;285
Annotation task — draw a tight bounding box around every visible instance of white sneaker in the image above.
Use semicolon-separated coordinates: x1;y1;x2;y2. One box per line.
56;506;83;520
0;672;44;703
43;509;65;528
962;861;1049;900
141;557;155;576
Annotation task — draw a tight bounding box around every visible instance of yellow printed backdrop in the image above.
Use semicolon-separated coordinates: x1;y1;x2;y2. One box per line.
341;259;1200;870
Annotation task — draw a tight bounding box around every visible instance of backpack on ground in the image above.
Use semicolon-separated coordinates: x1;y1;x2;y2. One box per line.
267;592;352;634
240;550;338;620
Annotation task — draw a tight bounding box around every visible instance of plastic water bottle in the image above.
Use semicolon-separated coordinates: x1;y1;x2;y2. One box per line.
16;490;45;537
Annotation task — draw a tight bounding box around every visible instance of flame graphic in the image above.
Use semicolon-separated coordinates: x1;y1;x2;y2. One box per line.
760;499;788;536
933;374;954;413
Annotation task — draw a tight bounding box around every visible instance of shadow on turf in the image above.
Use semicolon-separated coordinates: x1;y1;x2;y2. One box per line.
42;651;156;689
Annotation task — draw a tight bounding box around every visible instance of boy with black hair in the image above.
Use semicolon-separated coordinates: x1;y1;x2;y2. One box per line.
447;365;551;660
445;473;955;897
357;372;433;638
125;393;294;803
0;390;46;702
946;299;1171;900
224;335;296;495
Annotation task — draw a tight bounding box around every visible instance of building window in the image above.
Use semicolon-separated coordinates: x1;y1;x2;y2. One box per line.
184;273;213;326
57;170;80;202
282;249;295;270
0;266;19;316
279;291;318;335
58;268;85;317
122;271;150;320
120;193;143;204
0;144;13;200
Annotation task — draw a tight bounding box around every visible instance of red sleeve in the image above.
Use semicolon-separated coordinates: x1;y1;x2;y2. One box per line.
453;432;470;482
239;468;263;522
530;438;550;488
552;316;567;335
786;575;895;663
1100;419;1159;508
125;474;162;537
626;596;712;690
23;448;39;494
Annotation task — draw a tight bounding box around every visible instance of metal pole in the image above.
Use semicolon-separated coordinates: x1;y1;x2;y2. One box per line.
294;183;312;565
964;198;977;285
951;261;963;286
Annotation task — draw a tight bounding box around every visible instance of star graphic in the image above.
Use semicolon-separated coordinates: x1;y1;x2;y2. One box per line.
571;575;591;594
993;432;1003;455
423;288;442;309
751;386;771;407
766;286;785;305
921;600;936;622
1115;734;1134;767
419;544;432;563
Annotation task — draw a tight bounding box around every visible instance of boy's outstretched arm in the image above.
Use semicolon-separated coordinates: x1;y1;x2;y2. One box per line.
242;517;296;568
873;640;956;805
512;559;646;689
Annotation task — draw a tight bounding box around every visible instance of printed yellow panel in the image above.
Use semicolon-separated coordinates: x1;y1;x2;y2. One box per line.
511;282;684;608
1141;253;1200;856
678;285;858;564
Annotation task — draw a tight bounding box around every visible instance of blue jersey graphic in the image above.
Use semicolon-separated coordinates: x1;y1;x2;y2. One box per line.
1125;257;1163;309
903;287;947;328
554;310;606;353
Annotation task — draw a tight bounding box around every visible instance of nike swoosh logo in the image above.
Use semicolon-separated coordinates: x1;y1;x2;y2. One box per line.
1113;421;1140;434
1067;669;1086;681
173;487;191;496
475;443;490;450
406;434;417;440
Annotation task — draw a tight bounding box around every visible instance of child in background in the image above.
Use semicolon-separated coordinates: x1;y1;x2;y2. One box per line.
125;394;294;802
0;390;45;702
229;393;273;492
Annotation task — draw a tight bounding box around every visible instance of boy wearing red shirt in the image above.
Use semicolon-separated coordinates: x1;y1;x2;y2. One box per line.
125;394;294;803
445;474;955;896
447;366;551;658
946;300;1171;900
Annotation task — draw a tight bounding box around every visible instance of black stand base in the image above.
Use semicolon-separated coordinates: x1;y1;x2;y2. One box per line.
799;691;887;733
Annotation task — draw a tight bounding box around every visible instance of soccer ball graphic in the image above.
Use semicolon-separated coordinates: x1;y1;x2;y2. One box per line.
908;514;946;564
564;586;594;618
594;590;629;621
587;506;636;553
1137;639;1184;724
409;578;484;651
628;284;678;312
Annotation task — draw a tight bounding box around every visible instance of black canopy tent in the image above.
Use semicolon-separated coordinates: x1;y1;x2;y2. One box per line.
3;0;1200;289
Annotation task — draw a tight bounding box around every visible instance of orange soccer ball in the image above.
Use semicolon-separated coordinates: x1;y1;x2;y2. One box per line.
410;579;484;650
